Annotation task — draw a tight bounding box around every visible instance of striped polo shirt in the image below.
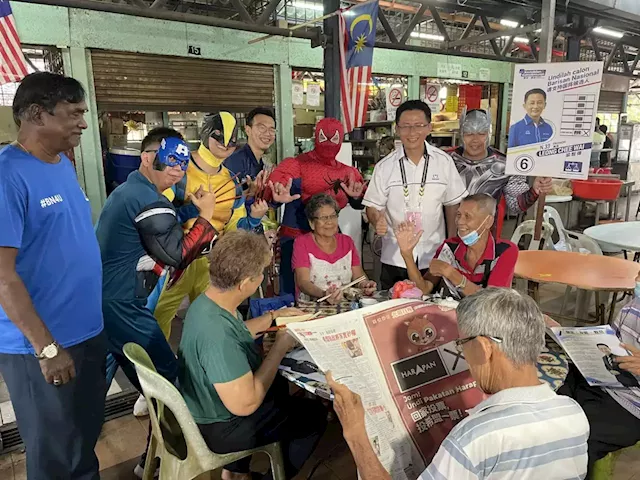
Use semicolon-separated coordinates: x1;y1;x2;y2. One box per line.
419;384;589;479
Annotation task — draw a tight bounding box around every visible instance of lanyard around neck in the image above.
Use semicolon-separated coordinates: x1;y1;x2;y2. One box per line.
399;152;430;204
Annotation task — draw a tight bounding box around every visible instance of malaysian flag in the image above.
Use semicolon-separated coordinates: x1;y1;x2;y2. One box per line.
338;1;378;133
0;1;28;85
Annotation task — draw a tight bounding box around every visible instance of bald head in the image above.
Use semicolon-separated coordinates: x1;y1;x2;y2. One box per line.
463;193;497;216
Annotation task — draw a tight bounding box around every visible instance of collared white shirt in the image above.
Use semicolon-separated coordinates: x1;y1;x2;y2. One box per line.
363;143;468;269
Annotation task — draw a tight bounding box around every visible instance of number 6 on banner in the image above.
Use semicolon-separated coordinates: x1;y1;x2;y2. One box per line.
515;155;535;174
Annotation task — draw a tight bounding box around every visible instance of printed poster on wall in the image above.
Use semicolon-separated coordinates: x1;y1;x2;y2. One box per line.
506;61;604;179
422;83;441;114
307;83;321;107
292;82;304;106
363;302;485;463
437;62;462;79
386;85;405;121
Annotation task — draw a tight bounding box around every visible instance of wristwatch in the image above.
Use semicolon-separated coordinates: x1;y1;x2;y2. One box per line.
36;342;59;360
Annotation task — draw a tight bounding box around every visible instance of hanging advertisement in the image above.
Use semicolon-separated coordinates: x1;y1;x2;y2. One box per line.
386;84;404;121
307;83;321;107
422;83;441;114
292;82;304;106
506;61;604;179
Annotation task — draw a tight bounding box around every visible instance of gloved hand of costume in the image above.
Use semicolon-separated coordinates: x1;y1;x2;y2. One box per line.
136;254;166;276
268;178;301;204
341;172;365;199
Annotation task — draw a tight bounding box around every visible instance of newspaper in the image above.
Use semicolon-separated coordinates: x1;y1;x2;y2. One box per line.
285;299;485;480
550;325;640;388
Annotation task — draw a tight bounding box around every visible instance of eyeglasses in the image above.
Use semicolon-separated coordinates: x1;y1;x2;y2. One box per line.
314;213;338;222
252;123;277;136
454;335;503;353
397;124;430;133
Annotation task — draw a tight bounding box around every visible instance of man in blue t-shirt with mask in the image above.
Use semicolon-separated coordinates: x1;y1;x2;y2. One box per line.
0;72;105;479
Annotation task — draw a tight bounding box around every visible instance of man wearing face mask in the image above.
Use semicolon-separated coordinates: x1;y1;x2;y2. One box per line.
395;193;518;299
263;117;365;294
448;109;553;237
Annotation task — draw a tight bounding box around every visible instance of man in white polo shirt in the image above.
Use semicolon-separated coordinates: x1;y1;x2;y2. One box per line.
364;100;468;290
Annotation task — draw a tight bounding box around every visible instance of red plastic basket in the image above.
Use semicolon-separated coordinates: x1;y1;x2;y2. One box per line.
571;179;622;201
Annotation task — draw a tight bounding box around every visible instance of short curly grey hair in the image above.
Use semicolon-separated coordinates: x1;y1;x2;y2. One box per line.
305;193;339;221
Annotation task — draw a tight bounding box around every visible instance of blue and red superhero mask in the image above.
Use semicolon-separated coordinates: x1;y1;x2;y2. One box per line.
153;136;191;172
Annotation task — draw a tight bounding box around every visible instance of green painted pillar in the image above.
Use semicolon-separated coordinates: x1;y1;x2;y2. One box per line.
275;64;294;161
65;46;105;221
408;75;420;101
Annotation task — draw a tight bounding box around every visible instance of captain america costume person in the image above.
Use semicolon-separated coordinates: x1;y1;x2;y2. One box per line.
263;118;365;294
96;131;218;392
447;109;552;237
150;112;266;340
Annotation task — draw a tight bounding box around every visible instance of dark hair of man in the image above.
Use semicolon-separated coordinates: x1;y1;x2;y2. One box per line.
524;88;547;102
599;125;608;134
141;127;184;152
395;100;432;124
247;107;276;127
13;72;85;125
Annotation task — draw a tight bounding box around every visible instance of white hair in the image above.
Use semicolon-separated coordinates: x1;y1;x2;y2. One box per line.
456;288;545;365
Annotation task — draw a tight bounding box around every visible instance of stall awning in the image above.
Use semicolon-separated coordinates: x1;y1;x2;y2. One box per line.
91;50;274;112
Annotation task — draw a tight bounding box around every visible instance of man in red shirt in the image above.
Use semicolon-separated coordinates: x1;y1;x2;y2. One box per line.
395;193;518;298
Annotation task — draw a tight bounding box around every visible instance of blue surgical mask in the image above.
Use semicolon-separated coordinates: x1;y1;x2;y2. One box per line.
635;281;640;299
458;216;490;246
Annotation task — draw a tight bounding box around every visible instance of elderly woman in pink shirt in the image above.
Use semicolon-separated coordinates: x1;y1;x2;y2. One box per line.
292;194;376;303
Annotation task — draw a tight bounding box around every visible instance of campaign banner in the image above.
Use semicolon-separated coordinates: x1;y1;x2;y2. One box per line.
363;302;484;463
506;61;604;179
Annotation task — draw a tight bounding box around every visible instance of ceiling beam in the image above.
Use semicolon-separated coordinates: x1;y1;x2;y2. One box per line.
455;14;478;51
377;7;398;44
256;0;281;25
399;4;427;45
229;0;255;23
445;23;538;49
429;8;450;43
479;15;503;58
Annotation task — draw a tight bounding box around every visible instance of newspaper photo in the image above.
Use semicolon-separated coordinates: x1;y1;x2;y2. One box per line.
550;325;640;388
285;299;485;479
506;61;603;179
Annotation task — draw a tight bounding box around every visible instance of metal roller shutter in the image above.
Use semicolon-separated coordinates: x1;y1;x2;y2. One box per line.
597;90;625;114
91;50;274;112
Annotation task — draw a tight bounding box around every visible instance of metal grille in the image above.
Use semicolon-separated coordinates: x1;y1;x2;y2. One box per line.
598;91;625;114
91;50;275;112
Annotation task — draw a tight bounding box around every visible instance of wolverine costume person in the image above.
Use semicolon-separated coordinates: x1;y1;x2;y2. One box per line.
150;113;266;339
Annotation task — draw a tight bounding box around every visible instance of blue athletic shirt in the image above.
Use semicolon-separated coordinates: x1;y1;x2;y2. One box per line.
0;146;103;354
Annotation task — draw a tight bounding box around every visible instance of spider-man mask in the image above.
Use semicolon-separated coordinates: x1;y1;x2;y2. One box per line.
314;118;343;164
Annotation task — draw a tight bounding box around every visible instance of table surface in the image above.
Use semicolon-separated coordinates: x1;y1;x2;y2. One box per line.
515;250;638;291
585;222;640;251
546;195;573;203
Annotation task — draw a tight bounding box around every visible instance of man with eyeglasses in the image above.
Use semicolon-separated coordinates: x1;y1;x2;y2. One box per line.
95;128;218;477
224;107;276;185
326;288;589;480
449;109;553;237
364;100;468;290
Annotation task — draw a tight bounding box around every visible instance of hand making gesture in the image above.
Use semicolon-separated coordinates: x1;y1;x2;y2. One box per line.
269;178;301;204
340;172;365;199
395;221;423;256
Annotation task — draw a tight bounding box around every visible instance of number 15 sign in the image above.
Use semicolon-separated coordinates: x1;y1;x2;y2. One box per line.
506;61;603;180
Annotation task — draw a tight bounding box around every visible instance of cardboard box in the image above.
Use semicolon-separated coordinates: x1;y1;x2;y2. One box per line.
107;134;128;148
107;117;125;135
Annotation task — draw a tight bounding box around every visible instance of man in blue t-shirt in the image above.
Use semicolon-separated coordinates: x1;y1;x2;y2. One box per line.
508;88;554;148
0;72;105;479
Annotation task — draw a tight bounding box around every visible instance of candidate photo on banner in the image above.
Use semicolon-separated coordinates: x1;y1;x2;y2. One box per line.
506;62;604;180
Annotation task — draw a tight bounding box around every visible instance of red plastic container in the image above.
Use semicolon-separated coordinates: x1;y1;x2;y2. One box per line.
571;179;622;200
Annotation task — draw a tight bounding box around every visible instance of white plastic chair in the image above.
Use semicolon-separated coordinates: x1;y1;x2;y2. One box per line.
510;220;555;251
511;220;555;293
123;343;286;480
543;206;570;251
560;230;604;319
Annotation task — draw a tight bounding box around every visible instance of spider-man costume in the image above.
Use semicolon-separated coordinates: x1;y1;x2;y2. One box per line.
264;118;365;294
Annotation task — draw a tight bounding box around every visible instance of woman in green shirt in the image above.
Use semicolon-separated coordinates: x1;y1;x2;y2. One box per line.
178;230;327;480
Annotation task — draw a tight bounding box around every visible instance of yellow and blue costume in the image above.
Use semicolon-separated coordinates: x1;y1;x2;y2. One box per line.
151;113;263;338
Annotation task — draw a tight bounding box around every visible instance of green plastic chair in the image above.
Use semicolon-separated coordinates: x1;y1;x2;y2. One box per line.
591;442;640;480
123;342;286;480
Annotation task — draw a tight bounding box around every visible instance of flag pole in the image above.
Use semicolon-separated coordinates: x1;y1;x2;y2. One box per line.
247;0;378;45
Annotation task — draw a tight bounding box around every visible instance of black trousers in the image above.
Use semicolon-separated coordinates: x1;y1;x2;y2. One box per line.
558;364;640;476
198;378;327;479
380;262;428;291
0;332;107;480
